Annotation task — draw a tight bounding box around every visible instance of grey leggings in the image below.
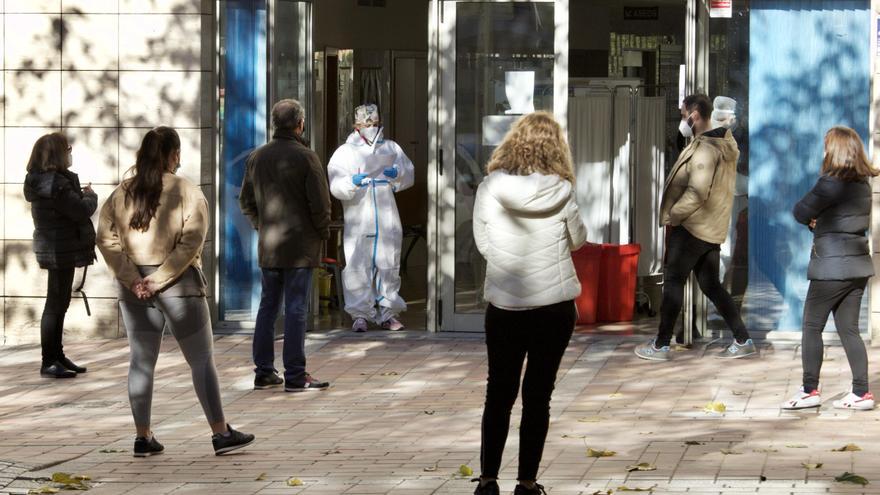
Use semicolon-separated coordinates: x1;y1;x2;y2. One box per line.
802;278;870;396
121;296;225;428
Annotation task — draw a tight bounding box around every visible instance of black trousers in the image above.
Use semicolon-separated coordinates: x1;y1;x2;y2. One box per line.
41;267;75;366
480;300;575;481
657;226;749;347
801;278;869;396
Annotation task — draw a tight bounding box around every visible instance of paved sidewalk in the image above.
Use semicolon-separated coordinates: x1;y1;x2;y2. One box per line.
0;330;879;494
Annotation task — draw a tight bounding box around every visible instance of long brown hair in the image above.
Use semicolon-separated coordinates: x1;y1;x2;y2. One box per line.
822;126;879;181
486;111;575;182
26;132;71;173
124;126;180;231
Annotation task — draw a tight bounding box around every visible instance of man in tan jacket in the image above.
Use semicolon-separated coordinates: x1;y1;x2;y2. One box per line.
635;94;756;362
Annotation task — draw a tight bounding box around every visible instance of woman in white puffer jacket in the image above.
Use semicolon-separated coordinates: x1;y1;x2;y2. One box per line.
471;111;587;495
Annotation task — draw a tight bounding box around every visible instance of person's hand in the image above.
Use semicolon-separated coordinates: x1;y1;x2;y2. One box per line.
82;183;95;195
352;173;369;186
141;278;161;298
382;166;398;179
809;219;817;230
130;278;151;300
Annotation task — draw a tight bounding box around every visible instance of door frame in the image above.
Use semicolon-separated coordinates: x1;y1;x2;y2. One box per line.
427;0;569;332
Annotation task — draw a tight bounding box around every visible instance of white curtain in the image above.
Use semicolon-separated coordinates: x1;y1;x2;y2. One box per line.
633;96;666;276
568;95;612;244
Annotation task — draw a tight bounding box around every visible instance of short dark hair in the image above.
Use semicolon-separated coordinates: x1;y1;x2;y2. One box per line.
271;99;305;130
683;94;712;121
27;132;71;173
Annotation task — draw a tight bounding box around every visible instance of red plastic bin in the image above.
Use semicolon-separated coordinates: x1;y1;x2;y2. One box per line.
571;244;602;324
597;243;641;322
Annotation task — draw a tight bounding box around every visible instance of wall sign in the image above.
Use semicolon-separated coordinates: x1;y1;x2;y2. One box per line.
624;6;659;20
709;0;732;18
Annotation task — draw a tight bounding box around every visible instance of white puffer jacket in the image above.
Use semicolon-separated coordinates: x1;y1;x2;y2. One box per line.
473;171;587;309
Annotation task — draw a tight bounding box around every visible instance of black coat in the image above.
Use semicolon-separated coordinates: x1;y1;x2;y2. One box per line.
239;131;332;268
24;169;98;270
792;175;874;281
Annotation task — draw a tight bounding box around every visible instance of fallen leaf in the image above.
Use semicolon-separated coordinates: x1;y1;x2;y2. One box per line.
731;390;746;396
424;410;435;415
98;448;126;453
832;444;862;452
720;449;742;455
561;434;587;439
254;472;266;481
286;478;303;486
423;464;438;472
50;472;90;490
591;491;612;495
617;485;657;492
835;472;869;486
321;449;341;456
459;464;474;477
786;444;808;448
703;402;726;413
27;488;60;495
578;416;602;423
802;463;823;470
625;463;656;472
753;448;778;453
685;441;704;445
587;448;616;458
380;371;399;376
609;392;623;398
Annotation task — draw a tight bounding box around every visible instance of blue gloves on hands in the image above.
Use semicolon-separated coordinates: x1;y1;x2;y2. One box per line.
383;166;398;179
352;173;369;186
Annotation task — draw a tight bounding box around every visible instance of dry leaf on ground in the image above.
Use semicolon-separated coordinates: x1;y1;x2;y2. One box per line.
684;441;704;445
753;448;778;453
618;485;657;492
785;444;808;448
802;463;823;470
423;463;438;472
286;478;303;486
721;449;742;455
835;472;869;486
625;463;656;472
703;402;726;413
254;473;266;481
831;444;862;452
27;488;60;495
459;465;474;477
587;448;617;457
379;371;399;376
609;392;623;398
50;472;91;490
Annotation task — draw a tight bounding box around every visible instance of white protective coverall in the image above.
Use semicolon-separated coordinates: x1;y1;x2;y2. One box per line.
328;128;414;323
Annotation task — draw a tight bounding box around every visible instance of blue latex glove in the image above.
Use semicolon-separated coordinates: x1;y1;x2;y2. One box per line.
383;166;398;179
352;173;369;186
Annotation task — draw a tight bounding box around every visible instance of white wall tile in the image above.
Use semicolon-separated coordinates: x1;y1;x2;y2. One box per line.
3;296;119;344
4;127;61;182
119;14;201;71
4;0;61;13
119;71;202;127
5;186;35;241
5;70;62;126
62;70;120;126
119;0;203;14
67;127;119;185
4;14;61;70
62;0;119;14
62;14;119;70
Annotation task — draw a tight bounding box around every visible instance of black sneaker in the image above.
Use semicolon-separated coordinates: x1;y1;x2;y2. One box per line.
284;373;329;392
59;356;87;373
133;435;164;457
40;361;76;379
471;478;500;495
254;371;283;390
212;424;255;455
513;483;547;495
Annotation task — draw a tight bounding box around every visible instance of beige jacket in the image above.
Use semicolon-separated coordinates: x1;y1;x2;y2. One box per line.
659;129;739;244
97;173;209;292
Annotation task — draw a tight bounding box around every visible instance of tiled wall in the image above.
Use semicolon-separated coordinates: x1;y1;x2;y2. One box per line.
1;0;215;344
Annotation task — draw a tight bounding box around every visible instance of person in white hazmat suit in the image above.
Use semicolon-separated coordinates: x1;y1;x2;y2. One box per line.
328;104;414;332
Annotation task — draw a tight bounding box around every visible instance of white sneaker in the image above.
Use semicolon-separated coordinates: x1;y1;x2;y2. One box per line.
781;387;821;410
352;318;368;333
832;392;875;410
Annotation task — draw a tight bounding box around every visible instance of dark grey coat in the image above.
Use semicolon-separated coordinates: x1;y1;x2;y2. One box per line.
24;169;97;269
239;131;332;268
792;175;874;281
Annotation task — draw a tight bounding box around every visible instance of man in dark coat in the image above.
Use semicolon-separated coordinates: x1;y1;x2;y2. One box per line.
239;98;332;392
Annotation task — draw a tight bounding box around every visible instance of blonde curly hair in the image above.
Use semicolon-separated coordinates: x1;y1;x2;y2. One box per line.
486;111;575;182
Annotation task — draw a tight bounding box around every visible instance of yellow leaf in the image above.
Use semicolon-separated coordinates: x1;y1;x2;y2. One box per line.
617;484;657;492
459;464;473;477
587;448;616;458
287;478;303;486
753;448;779;453
625;463;656;472
562;434;587;439
380;371;399;376
835;472;869;486
721;449;742;455
28;488;60;495
832;444;862;452
802;463;823;470
703;402;726;413
254;472;267;481
609;392;623;398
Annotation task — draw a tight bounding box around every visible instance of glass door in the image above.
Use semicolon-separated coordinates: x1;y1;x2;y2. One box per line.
431;0;568;332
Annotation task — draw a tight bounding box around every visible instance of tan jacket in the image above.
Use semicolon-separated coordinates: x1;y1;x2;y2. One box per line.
97;173;209;292
659;129;739;244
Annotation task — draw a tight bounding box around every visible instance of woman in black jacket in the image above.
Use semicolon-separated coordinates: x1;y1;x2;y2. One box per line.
783;126;878;411
24;133;97;378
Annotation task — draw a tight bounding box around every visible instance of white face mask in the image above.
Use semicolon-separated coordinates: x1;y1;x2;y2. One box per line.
678;113;695;138
360;126;380;143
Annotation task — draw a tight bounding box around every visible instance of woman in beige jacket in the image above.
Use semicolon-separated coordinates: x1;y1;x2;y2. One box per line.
98;126;254;457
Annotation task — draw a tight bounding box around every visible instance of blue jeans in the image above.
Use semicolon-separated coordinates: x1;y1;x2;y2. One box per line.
253;267;312;385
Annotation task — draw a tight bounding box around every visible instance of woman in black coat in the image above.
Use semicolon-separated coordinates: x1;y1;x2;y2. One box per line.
24;133;97;378
783;126;878;411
